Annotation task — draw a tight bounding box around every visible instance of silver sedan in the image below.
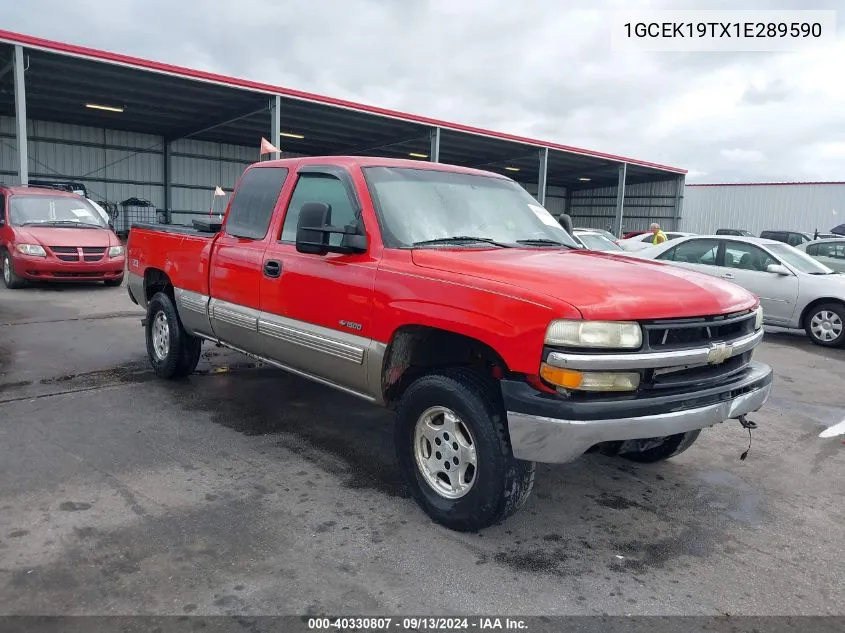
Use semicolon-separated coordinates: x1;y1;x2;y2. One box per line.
631;235;845;347
797;238;845;273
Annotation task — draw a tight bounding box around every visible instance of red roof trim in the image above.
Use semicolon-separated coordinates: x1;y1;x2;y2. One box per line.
0;29;686;175
687;181;845;187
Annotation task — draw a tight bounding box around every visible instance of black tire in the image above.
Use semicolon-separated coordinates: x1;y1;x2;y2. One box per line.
1;251;26;289
616;430;701;463
104;275;124;287
803;302;845;348
145;291;202;379
395;367;535;532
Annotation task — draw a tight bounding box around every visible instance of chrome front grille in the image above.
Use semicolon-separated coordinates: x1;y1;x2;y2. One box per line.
641;310;756;352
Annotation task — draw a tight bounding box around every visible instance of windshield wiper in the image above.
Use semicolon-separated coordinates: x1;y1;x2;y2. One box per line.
32;220;103;228
515;238;572;248
412;236;512;248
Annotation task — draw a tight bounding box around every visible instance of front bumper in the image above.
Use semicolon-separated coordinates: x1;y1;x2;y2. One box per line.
503;361;773;464
12;253;125;282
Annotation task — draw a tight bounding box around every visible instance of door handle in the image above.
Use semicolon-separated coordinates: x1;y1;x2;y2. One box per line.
721;272;735;279
263;260;282;278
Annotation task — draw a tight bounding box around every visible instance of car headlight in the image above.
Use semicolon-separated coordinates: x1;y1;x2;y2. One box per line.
16;244;47;257
545;319;643;349
540;363;640;392
108;245;125;257
754;305;764;330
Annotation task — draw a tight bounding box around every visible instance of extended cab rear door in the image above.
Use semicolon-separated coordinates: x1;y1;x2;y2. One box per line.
258;164;379;397
208;165;289;352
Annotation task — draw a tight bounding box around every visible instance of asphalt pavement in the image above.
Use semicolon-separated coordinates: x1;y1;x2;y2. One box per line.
0;281;843;616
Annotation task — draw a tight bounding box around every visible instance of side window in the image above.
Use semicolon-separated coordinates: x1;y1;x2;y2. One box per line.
225;167;288;240
0;193;5;223
658;239;719;265
641;234;654;243
787;233;803;247
817;242;845;259
280;173;359;246
723;242;777;272
806;243;819;256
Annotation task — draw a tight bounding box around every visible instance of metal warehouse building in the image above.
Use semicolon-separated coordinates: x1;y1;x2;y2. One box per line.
681;182;845;237
0;30;686;235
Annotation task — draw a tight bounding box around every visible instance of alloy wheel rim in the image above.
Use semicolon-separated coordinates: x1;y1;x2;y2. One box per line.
151;311;170;360
413;405;477;499
810;310;843;342
2;256;9;284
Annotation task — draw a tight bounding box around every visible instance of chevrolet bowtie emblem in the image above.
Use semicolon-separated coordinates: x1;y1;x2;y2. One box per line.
706;342;733;364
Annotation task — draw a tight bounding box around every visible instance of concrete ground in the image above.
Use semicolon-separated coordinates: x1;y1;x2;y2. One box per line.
0;281;843;617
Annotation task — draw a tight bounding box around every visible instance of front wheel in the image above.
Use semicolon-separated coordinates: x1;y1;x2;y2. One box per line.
395;368;535;532
145;291;202;379
2;252;26;289
612;430;701;463
804;302;845;347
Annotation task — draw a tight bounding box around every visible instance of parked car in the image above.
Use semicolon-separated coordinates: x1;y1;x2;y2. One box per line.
618;231;697;252
759;230;813;247
717;229;753;236
0;185;126;289
797;238;845;273
571;229;625;252
574;227;620;244
127;156;772;531
632;234;845;347
622;230;649;239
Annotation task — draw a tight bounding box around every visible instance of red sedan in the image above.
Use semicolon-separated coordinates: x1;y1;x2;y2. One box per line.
0;186;126;288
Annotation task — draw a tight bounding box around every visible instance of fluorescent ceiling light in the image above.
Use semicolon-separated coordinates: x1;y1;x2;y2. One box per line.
85;103;124;113
505;166;520;172
409;152;428;158
579;177;591;182
280;131;305;139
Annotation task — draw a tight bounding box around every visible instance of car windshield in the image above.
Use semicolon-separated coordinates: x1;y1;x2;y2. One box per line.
768;243;835;274
362;166;580;249
9;195;108;228
576;233;623;251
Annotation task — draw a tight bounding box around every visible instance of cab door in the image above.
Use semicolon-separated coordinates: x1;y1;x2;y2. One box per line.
259;165;379;396
207;165;289;353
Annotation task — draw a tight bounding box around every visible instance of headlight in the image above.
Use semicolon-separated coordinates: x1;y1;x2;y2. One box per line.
754;305;764;330
545;319;643;349
15;244;47;257
108;245;125;257
540;363;640;392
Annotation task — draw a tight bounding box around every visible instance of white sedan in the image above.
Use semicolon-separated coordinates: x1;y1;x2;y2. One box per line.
618;231;696;252
631;235;845;347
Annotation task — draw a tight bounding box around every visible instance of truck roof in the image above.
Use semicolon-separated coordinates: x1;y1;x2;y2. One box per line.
254;155;512;179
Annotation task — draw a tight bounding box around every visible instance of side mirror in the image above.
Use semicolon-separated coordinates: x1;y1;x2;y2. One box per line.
295;202;367;256
767;264;790;275
557;213;573;235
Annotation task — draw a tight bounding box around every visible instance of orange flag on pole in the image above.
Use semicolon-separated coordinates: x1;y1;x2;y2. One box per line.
260;137;281;155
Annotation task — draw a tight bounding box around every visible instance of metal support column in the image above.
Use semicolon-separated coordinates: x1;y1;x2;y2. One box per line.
672;174;685;231
537;147;549;206
612;163;627;237
269;95;281;160
163;141;173;223
429;127;441;163
13;45;28;185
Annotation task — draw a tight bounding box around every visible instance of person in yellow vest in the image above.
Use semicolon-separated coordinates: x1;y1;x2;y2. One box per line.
650;222;668;245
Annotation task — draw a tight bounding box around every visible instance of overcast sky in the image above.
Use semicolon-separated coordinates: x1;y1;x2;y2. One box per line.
1;0;843;182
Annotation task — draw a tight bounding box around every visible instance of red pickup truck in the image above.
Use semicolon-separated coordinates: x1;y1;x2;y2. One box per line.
126;156;773;531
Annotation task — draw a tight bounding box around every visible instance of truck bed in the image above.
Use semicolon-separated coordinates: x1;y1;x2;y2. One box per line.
127;223;216;297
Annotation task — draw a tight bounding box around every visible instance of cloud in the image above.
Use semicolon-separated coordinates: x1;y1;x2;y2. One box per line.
0;0;843;183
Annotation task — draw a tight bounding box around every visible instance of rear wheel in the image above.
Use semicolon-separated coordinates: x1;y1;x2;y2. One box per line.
611;430;701;463
145;291;202;379
395;368;535;532
804;302;845;347
1;251;26;289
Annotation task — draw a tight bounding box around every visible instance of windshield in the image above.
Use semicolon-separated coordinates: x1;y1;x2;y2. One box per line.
362;166;580;249
9;195;108;228
576;233;623;251
768;242;835;274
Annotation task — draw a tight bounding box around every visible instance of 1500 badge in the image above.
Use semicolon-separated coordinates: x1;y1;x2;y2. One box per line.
339;320;363;331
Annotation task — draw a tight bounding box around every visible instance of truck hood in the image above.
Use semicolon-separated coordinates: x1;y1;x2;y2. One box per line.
411;248;757;320
12;226;116;248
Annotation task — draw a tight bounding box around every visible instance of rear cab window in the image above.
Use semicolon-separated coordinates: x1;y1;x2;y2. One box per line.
225;167;289;239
